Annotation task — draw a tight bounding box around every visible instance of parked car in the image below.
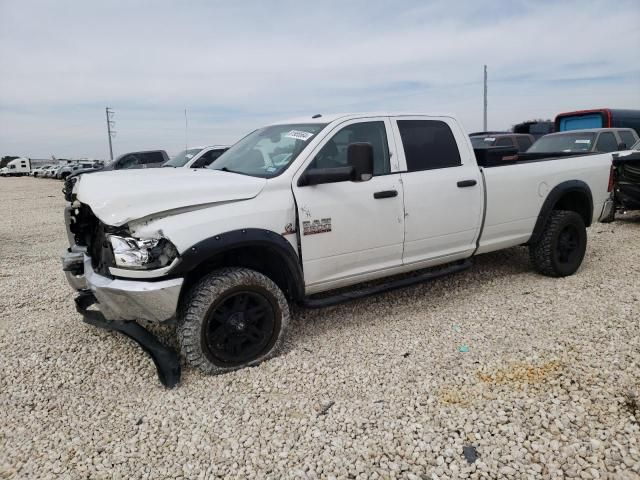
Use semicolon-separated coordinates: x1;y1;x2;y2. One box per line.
513;120;554;139
35;166;47;177
0;157;31;176
470;133;535;152
56;162;102;180
555;108;640;136
103;150;169;171
31;166;45;177
527;128;639;155
163;145;230;169
61;112;616;386
61;151;169;201
48;165;66;178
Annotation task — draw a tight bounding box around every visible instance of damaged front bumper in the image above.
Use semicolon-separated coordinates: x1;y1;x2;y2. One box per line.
62;250;183;323
61;248;184;387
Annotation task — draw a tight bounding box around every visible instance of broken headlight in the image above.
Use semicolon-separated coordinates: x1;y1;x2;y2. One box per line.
108;235;178;270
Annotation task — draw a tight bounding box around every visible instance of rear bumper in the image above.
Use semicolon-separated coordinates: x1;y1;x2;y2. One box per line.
61;250;183;323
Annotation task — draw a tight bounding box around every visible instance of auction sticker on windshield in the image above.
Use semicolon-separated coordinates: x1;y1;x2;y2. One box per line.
285;130;314;141
575;139;591;144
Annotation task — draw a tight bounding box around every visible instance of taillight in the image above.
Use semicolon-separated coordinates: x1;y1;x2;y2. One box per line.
607;164;615;192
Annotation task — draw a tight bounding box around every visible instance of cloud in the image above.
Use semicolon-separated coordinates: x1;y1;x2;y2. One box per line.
0;0;639;158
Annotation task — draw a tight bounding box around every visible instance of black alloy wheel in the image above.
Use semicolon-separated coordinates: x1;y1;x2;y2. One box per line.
203;289;277;366
555;224;580;265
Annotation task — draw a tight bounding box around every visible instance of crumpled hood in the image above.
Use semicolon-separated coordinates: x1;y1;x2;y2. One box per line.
74;168;267;226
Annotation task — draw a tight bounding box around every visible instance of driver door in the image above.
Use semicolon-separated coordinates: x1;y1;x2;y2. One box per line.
292;118;405;293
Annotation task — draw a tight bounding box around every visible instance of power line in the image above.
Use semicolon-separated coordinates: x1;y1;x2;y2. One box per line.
106;107;115;161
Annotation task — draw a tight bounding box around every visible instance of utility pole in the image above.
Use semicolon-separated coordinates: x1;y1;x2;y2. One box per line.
105;107;115;161
184;108;188;151
483;65;488;131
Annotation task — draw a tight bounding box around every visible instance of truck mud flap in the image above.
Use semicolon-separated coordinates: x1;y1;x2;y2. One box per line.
75;292;181;388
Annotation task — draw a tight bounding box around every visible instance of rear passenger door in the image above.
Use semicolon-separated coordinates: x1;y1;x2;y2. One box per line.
391;117;483;267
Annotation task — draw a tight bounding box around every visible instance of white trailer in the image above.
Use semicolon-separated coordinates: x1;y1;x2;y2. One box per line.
0;158;31;176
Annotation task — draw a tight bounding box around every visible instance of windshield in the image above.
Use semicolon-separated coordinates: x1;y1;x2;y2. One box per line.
528;132;596;153
209;123;327;178
164;148;204;167
470;136;497;148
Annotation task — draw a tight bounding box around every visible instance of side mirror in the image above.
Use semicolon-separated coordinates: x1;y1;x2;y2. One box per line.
347;142;374;181
618;142;627;150
298;166;353;186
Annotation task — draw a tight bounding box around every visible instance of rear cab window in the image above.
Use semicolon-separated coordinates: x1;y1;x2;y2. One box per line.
595;132;618;153
141;152;165;164
515;136;533;152
619;130;637;149
495;137;515;147
470;136;497;148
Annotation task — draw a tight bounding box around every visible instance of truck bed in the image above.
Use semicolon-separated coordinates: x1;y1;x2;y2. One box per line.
475;149;613;254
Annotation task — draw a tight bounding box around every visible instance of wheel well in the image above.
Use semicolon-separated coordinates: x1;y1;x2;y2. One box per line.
553;190;592;227
528;181;593;245
180;245;301;304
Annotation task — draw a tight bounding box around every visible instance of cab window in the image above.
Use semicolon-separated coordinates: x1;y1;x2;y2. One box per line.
397;120;461;171
308;121;390;175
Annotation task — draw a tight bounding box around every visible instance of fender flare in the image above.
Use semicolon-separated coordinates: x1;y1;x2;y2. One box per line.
168;228;305;301
527;180;593;245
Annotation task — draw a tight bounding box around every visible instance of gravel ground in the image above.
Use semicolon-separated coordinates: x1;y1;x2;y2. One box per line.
1;177;639;480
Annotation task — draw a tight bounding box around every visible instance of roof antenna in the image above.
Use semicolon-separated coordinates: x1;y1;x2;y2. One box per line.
312;113;322;119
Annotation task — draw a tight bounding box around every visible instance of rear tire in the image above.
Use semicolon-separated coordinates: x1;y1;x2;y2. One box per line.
530;210;587;277
177;268;289;375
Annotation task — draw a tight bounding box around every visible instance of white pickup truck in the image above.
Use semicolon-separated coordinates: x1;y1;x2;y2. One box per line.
61;113;615;386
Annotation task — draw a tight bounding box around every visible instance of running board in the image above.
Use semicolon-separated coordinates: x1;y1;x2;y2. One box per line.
75;292;181;388
302;259;472;309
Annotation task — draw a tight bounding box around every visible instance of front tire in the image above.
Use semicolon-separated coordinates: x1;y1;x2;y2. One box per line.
530;210;587;277
177;268;290;374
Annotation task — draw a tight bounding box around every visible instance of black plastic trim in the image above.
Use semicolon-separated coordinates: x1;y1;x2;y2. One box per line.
302;260;471;308
75;292;181;388
528;180;593;245
168;228;305;301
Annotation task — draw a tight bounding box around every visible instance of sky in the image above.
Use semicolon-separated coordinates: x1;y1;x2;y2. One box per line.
1;0;639;160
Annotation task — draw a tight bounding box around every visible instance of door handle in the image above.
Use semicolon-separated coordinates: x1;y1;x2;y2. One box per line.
457;180;477;188
373;190;398;199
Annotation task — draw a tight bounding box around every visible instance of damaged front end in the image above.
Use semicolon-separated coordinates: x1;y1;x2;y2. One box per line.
61;202;183;388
